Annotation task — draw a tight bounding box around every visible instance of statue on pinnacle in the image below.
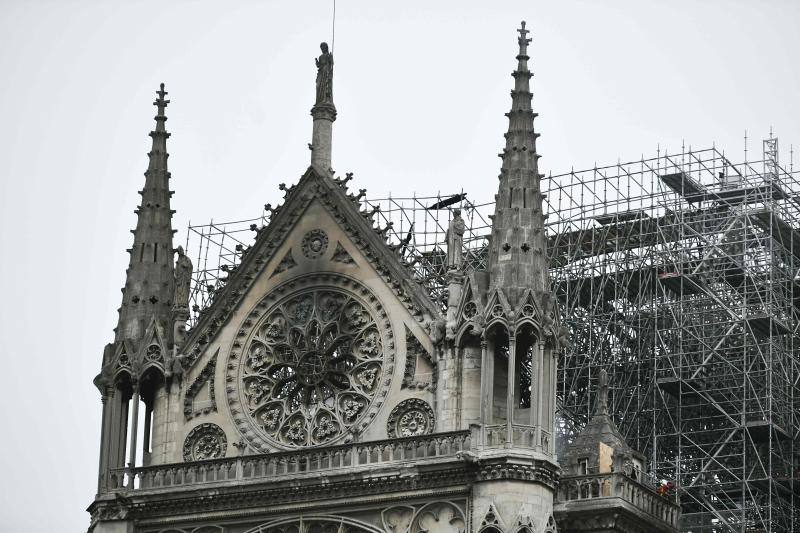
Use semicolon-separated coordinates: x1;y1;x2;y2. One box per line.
315;42;334;105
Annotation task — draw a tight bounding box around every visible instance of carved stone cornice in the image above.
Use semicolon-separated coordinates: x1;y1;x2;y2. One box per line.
92;464;474;523
474;455;560;490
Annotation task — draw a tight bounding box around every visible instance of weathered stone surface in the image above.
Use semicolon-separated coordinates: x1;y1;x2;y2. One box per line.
88;27;677;533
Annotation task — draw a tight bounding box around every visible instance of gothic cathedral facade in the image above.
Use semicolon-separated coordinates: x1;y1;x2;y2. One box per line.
88;23;679;533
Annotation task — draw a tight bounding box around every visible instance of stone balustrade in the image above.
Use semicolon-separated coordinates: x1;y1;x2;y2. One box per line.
108;430;471;491
477;423;552;453
557;472;680;528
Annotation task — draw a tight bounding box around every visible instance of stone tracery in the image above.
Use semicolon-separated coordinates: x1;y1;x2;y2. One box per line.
233;279;392;449
387;398;435;438
182;423;227;461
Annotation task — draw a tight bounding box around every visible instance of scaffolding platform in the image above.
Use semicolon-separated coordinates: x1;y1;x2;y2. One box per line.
745;314;791;338
657;271;705;296
661;171;706;200
657;376;702;400
745;420;791;443
750;207;800;260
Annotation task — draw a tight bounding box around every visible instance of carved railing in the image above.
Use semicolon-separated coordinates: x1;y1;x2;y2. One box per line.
108;430;471;491
476;424;553;454
557;472;680;528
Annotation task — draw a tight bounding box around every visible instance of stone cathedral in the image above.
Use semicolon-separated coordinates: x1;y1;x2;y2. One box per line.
88;23;679;533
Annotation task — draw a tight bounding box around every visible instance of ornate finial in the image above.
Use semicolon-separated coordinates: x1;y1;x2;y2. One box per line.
595;369;609;416
154;82;170;118
314;42;334;105
518;21;531;51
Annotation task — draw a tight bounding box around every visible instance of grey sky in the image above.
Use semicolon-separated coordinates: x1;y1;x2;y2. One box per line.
0;1;797;531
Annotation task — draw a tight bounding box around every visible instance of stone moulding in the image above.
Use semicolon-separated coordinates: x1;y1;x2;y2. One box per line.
401;326;437;391
183;349;218;420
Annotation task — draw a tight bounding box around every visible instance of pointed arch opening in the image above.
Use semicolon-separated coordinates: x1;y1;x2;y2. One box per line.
512;323;540;426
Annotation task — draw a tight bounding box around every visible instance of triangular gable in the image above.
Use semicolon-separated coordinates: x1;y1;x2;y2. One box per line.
478;503;506;531
453;276;483;344
511;506;534;532
454;276;476;325
515;288;542;324
182;166;441;369
484;287;512;324
112;339;137;378
137;315;169;373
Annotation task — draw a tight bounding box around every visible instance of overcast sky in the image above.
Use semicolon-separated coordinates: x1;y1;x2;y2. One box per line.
0;1;798;531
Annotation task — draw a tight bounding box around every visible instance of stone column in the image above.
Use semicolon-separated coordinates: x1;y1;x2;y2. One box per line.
530;342;540;427
127;389;140;488
460;343;483;428
536;341;545;436
435;345;461;432
506;334;516;446
97;391;111;492
111;391;129;475
479;340;494;426
142;403;152;466
549;347;557;454
150;382;175;464
311;103;336;173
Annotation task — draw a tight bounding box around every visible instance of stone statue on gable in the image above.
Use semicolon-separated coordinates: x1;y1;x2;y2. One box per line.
446;209;466;269
174;246;193;311
315;42;334;105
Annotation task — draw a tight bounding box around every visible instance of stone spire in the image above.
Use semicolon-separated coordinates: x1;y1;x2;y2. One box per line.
115;83;176;344
310;42;337;174
487;21;548;310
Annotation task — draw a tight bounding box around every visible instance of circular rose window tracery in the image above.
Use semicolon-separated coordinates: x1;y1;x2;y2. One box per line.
232;278;392;449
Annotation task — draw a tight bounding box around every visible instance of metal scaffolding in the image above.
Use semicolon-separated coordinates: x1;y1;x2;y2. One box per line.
185;192;494;323
184;140;798;533
546;142;798;533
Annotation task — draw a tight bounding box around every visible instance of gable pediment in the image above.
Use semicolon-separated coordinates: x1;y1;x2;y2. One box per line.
181;166;441;371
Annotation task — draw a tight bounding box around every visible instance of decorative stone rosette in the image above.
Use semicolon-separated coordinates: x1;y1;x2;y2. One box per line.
183;423;227;462
228;274;394;451
387;398;435;438
301;229;329;259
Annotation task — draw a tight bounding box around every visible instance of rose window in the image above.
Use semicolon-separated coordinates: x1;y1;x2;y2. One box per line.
238;289;386;447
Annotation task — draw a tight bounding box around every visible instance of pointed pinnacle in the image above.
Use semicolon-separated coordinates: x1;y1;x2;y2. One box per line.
154;82;170;118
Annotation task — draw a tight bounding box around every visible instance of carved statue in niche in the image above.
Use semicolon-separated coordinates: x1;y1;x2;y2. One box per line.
315;42;334;105
446;209;466;269
174;246;193;310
